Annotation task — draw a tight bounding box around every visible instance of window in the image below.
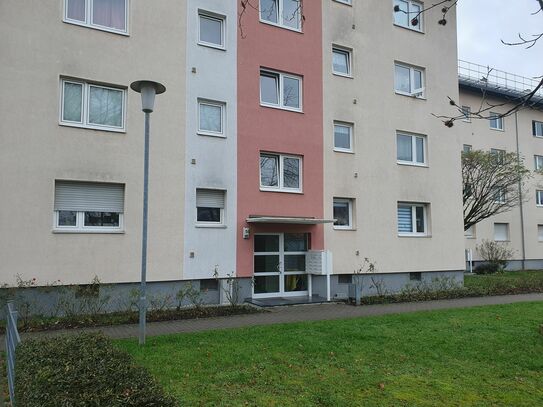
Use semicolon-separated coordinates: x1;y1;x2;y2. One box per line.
490;148;506;164
463;144;473;153
338;274;353;284
198;100;225;137
260;70;302;111
200;279;219;292
334;122;353;152
537;190;543;207
333;198;353;230
332;47;352;77
196;189;225;225
489;112;504;130
535;155;543;171
198;12;225;49
538;225;543;242
494;223;509;242
409;272;422;281
394;63;424;97
461;106;471;122
259;0;301;31
397;132;426;165
64;0;128;34
393;0;423;31
260;153;302;192
493;187;506;204
54;181;124;232
397;203;427;236
465;225;476;238
60;79;125;131
534;121;543;137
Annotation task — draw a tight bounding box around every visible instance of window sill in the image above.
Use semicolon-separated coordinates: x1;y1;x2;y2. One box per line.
465;236;476;239
197;42;226;51
332;72;353;79
197;131;226;139
260;188;303;194
398;234;431;238
195;224;227;229
260;103;303;114
333;227;356;231
333;148;354;154
63;19;129;36
490;127;505;132
59;121;126;134
395;91;426;101
259;19;303;34
393;23;424;35
53;229;125;234
397;161;428;168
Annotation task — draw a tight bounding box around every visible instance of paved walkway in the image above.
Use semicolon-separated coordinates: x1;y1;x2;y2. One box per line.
4;293;543;344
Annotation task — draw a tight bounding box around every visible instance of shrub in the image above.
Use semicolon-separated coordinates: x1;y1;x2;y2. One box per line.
16;333;177;407
474;262;501;275
476;239;515;272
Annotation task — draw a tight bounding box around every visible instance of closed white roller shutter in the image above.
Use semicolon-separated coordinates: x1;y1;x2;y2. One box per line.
493;223;509;242
55;181;125;213
196;189;225;208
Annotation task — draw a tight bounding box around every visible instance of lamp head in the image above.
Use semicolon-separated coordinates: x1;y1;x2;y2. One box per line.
130;80;166;113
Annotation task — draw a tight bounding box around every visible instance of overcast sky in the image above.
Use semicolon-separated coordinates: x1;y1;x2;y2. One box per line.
457;0;543;78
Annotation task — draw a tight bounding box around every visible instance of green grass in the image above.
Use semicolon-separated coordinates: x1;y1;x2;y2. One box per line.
117;302;543;406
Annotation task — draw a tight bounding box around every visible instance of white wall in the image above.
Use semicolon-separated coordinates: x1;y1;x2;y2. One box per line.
183;0;238;279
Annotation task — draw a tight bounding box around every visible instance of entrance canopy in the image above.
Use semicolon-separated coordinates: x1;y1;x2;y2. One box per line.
246;215;335;225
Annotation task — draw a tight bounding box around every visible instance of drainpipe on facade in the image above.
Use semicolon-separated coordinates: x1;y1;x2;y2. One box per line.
515;111;527;270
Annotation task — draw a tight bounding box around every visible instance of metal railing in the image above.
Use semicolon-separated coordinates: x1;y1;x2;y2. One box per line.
5;301;21;406
458;60;543;99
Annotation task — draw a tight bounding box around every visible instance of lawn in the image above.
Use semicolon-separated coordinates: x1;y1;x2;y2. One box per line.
117;302;543;407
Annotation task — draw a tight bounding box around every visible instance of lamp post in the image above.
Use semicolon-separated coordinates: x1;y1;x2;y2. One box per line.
130;80;166;345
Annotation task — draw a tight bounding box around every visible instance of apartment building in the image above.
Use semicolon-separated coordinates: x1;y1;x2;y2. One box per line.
0;0;479;305
458;62;543;270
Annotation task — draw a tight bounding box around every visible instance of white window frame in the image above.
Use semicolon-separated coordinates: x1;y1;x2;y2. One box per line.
463;144;473;153
332;46;352;77
63;0;129;35
490;148;506;164
393;0;424;32
489;112;504;131
197;99;226;137
260;69;303;112
60;78;126;132
533;120;543;138
333;122;354;153
493;187;507;204
54;211;124;233
260;153;303;193
494;223;509;242
398;203;428;237
396;132;427;166
195;189;226;227
333;198;354;230
535;155;543;171
537;190;543;207
461;106;471;122
394;63;425;98
258;0;302;32
198;10;226;50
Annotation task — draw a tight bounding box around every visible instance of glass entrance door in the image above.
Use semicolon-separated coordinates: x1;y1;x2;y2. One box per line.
253;233;309;297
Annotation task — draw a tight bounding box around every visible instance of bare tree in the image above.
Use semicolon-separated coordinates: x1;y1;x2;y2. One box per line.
463;150;532;230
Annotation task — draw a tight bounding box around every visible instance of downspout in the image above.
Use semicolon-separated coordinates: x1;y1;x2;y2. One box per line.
515;111;526;270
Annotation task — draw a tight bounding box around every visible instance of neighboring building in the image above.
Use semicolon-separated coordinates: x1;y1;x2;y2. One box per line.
458;61;543;270
1;1;535;307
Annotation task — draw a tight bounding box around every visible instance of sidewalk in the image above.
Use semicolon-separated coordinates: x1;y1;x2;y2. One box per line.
5;293;543;344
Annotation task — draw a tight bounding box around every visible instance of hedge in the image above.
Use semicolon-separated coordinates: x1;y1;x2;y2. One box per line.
15;333;177;406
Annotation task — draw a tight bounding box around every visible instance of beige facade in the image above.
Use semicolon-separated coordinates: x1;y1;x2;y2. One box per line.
0;0;187;285
322;1;466;275
459;90;543;266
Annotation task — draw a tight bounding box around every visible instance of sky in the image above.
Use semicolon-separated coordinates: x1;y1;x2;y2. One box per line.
457;0;543;78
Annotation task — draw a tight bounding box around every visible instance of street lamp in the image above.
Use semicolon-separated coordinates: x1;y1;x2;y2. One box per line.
130;80;166;345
